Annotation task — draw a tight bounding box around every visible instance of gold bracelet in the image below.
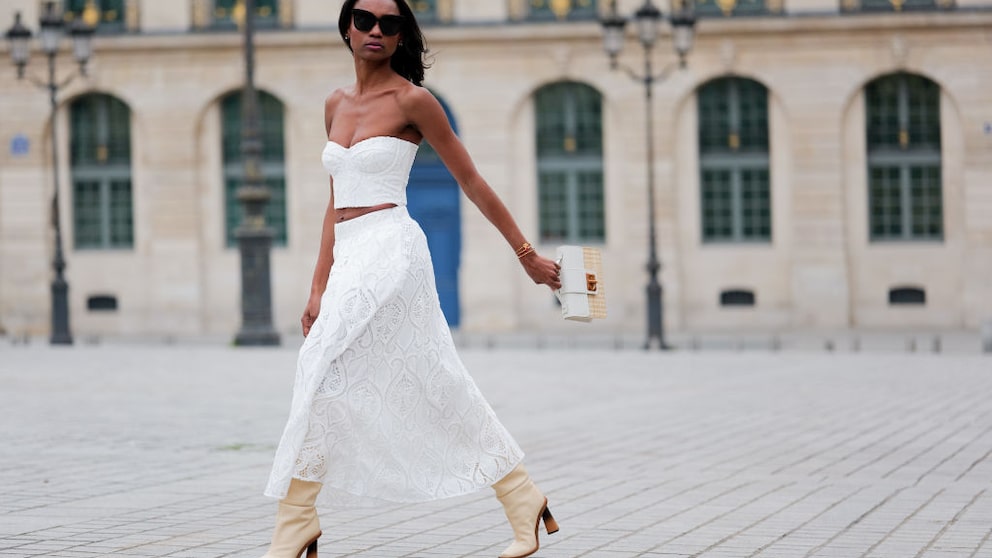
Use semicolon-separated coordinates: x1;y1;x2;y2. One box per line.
516;247;535;259
514;241;532;257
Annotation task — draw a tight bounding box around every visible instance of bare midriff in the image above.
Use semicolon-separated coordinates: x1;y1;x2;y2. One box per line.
335;203;397;223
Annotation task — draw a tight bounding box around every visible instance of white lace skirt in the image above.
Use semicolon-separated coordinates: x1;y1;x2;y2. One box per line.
264;206;523;507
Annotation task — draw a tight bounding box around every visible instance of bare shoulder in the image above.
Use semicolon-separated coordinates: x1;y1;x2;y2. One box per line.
324;87;351;114
395;83;439;113
324;87;352;133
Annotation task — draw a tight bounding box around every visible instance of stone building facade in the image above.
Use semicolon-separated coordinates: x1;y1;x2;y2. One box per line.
0;0;990;341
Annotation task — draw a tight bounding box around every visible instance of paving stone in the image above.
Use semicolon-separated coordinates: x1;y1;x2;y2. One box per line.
1;345;990;557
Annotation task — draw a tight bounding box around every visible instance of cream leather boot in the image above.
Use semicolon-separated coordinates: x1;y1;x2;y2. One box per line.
492;464;559;558
261;478;322;558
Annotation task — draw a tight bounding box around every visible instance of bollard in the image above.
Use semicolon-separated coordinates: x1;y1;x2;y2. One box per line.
982;321;992;354
932;336;941;354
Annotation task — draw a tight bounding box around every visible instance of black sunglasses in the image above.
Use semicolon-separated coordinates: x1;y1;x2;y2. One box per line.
352;8;404;37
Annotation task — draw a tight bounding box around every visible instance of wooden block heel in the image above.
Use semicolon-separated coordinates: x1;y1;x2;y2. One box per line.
542;507;559;535
304;538;318;558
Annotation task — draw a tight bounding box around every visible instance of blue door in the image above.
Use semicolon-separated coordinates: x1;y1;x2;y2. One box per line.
407;95;461;326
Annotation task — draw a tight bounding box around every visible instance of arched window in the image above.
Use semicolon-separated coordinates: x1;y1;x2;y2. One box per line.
69;93;133;249
697;77;771;243
865;73;942;241
535;82;605;243
220;90;287;247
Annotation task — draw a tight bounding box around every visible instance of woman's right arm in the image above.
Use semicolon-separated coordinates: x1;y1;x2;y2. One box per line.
301;178;336;337
301;92;342;336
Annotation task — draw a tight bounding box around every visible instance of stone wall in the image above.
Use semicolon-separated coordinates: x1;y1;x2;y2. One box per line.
1;0;989;339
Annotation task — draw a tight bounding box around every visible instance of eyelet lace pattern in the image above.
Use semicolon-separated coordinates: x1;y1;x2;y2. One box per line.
265;140;523;507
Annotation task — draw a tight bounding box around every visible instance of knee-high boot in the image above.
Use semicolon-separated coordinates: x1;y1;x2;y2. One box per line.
261;478;322;558
492;464;559;558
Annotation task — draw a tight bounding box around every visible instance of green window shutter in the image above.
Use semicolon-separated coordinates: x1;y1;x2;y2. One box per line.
70;94;134;249
105;96;131;164
697;81;731;153
538;171;569;242
73;180;103;248
64;0;126;31
222;94;243;161
696;0;775;17
70;96;97;166
737;79;769;151
536;85;568;157
526;0;598;21
698;77;772;243
221;90;288;247
909;165;942;238
906;76;941;149
260;93;286;162
109;179;134;246
213;0;279;29
740;168;771;238
410;0;439;22
869;166;903;238
576;170;605;240
846;0;950;12
535;82;605;243
701;169;733;240
866;73;942;241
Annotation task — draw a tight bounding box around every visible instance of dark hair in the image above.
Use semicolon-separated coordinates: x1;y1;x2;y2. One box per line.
338;0;429;87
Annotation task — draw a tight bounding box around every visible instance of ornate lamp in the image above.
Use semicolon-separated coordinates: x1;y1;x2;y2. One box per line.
599;0;697;350
4;12;32;78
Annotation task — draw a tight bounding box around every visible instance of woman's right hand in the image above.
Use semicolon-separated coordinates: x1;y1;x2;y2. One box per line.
301;293;322;337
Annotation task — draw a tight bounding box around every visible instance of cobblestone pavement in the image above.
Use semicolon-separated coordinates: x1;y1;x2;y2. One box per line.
1;344;991;557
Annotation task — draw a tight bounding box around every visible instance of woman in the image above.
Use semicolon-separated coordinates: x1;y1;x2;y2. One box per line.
260;1;562;557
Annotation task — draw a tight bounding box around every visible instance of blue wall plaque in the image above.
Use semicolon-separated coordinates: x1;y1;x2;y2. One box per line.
10;134;29;157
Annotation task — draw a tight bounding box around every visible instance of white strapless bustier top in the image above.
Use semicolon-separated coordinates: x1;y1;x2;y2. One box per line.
321;136;420;209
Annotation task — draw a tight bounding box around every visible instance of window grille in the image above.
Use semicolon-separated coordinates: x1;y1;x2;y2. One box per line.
866;73;943;241
535;82;605;243
70;94;134;249
698;78;771;243
221;91;288;247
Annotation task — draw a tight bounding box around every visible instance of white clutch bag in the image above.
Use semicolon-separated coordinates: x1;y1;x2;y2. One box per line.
554;245;606;322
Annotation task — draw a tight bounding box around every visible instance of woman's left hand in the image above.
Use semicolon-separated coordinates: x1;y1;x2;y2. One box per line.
520;252;562;291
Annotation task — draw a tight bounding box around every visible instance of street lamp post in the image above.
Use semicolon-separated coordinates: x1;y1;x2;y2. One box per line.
601;0;696;350
233;0;280;346
6;2;96;345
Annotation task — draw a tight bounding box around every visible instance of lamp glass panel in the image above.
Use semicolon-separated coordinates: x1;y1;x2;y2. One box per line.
39;25;61;53
672;25;695;57
72;32;92;64
602;25;625;57
10;36;31;65
635;13;660;46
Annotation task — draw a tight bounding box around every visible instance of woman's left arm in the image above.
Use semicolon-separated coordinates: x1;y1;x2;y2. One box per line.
403;87;561;291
